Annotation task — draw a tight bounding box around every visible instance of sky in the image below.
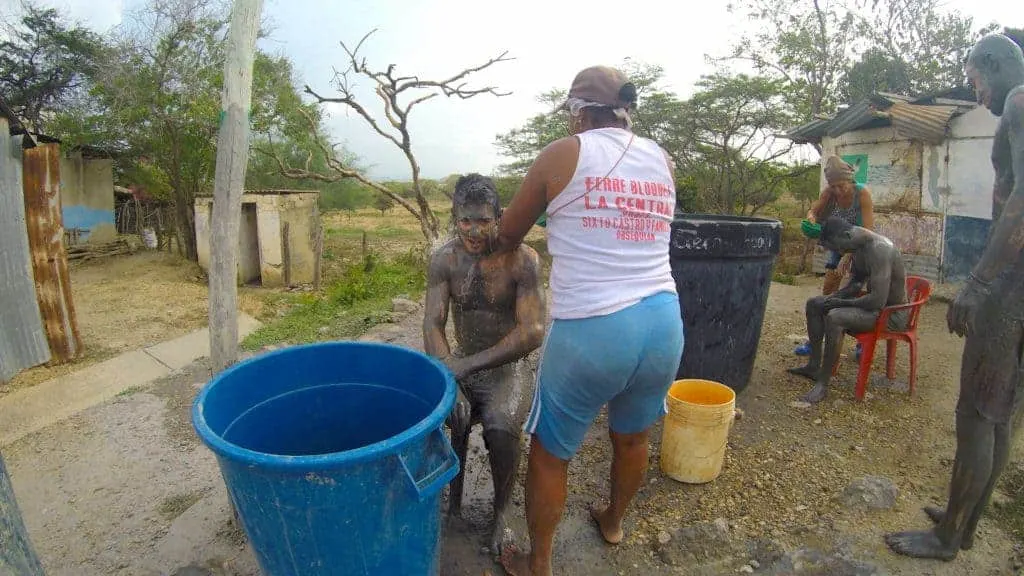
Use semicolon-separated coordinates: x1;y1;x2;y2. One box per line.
0;0;1012;180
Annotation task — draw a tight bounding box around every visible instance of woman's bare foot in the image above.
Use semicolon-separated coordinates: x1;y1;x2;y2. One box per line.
589;504;624;545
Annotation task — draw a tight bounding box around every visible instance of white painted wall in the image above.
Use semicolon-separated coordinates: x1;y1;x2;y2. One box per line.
933;107;998;219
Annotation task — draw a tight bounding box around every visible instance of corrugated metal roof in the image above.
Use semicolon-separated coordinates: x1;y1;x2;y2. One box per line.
786;118;830;144
784;87;978;145
886;102;960;144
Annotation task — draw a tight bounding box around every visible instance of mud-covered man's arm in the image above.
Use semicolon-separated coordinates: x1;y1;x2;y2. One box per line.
451;249;546;378
423;250;453;361
825;250;890;311
972;93;1024;284
948;92;1024;336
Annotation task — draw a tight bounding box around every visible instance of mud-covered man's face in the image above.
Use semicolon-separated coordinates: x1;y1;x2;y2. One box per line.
455;202;498;255
966;62;998;113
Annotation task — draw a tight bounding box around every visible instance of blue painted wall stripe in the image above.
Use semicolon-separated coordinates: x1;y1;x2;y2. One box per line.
942;215;991;282
63;205;114;239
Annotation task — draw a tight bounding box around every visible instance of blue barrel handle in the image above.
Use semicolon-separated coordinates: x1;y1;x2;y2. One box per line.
398;426;460;502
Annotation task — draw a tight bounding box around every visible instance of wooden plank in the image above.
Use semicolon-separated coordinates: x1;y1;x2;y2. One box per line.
313;225;323;291
282;221;291;287
22;143;83;363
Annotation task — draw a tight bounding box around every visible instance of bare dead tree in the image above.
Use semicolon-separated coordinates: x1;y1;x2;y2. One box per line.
261;29;513;243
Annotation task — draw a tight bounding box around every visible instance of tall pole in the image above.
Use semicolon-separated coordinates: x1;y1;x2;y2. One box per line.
208;0;263;374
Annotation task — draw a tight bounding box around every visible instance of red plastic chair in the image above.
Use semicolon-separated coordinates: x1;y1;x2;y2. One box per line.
832;276;933;401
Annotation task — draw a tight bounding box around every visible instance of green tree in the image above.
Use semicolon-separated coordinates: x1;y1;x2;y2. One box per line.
839;48;912;102
0;2;107;133
493;60;689;176
374;195;395;215
683;74;802;215
721;0;858;128
1003;27;1024;49
52;0;333;261
858;0;998;94
493;89;567;175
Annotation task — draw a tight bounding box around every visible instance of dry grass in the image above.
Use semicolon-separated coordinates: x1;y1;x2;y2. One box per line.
1;249;264;395
2;205;550;394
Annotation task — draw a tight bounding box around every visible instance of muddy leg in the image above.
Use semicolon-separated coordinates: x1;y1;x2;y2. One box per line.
788;296;827;380
483;428;521;554
448;419;471;519
927;404;1020;550
885;409;995;560
501;436;567;576
591;428;650;545
802;307;876;404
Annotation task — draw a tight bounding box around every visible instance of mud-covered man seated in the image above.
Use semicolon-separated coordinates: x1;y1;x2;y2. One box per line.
423;173;546;554
788;217;908;403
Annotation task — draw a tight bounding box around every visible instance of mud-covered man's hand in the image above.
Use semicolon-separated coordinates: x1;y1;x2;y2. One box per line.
947;276;991;337
449;385;471;436
442;356;472;381
822;296;845;311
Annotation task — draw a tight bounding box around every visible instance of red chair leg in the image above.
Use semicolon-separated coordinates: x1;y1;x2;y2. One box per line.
832;335;844;376
908;337;918;396
855;339;877;401
886;340;898;380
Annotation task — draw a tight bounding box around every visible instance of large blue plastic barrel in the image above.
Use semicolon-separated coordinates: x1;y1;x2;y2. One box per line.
670;214;782;394
191;342;459;576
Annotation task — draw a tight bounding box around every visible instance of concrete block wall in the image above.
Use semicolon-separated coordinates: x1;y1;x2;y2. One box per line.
194;191;319;288
60;152;116;245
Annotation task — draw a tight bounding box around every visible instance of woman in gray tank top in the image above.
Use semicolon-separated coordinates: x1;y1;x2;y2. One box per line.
795;155;875;356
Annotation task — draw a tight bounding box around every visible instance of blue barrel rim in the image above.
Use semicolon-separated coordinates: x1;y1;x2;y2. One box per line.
191;341;457;472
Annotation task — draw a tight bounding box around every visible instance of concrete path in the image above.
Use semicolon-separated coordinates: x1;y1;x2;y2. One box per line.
0;313;261;447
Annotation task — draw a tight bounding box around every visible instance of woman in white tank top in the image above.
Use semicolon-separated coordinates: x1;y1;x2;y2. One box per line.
493;66;685;576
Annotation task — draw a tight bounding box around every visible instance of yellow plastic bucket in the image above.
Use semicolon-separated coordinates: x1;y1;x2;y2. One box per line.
659;379;736;484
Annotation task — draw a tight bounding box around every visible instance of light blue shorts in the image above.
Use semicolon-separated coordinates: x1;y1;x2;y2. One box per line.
524;291;685;460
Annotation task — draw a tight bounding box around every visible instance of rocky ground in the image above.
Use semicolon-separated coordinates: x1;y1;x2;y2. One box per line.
6;279;1024;575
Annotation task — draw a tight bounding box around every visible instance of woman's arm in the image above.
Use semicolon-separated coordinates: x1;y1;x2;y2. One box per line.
859;187;874;230
807;187;831;222
493;136;578;253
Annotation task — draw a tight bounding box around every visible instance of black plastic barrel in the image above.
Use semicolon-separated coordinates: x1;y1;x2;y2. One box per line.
669;214;782;394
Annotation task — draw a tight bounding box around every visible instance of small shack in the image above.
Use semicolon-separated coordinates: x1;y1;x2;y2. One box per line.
60;146;116;246
787;88;998;283
194;190;320;288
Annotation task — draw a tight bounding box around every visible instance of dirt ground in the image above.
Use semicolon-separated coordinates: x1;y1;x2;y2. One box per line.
2;251;266;395
6;278;1024;575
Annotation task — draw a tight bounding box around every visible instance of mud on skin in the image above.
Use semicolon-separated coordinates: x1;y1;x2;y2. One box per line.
885;33;1024;561
423;174;546;556
789;219;907;404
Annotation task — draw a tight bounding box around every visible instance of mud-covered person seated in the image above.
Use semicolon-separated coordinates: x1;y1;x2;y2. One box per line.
788;217;908;403
422;173;546;555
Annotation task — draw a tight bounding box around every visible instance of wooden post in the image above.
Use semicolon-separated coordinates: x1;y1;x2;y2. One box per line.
208;0;263;374
313;225;323;291
282;222;291;287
